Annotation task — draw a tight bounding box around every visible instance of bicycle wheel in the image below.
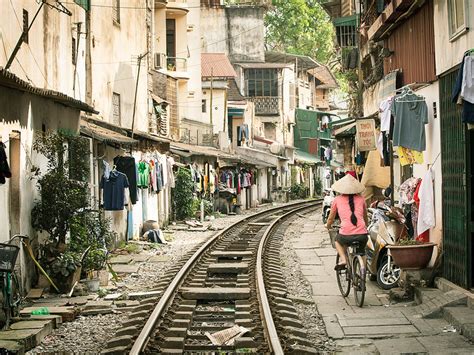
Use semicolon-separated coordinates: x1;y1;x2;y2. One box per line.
353;256;366;307
335;254;351;297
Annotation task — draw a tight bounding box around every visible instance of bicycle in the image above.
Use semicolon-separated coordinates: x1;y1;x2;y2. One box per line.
334;236;367;307
1;235;27;330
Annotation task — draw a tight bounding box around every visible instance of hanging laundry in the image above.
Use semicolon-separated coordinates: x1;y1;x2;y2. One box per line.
167;156;175;188
156;159;163;192
417;169;435;237
100;170;130;211
379;97;393;132
149;160;157;192
452;53;474;124
0;142;12;185
391;93;428;151
114;156;138;204
398;146;424;166
399;177;420;205
103;160;111;180
137;161;151;188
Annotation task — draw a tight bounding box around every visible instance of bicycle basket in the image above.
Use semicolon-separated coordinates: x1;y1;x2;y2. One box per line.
0;243;20;272
328;228;338;249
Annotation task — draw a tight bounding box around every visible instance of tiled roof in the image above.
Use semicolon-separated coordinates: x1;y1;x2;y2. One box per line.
0;67;97;113
309;66;339;89
227;80;245;102
201;53;237;78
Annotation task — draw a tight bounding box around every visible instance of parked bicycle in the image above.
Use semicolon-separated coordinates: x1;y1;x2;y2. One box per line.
1;235;27;329
332;228;366;307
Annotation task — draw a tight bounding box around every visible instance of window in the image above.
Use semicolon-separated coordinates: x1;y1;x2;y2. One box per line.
112;92;121;125
112;0;120;24
72;37;76;64
245;69;278;97
448;0;468;39
22;10;28;44
202;99;207;113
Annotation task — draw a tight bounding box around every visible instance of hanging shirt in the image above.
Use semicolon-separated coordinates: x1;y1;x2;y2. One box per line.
114;156;138;204
0;143;12;185
156;160;163;192
137;161;150;188
149;160;157;192
417;170;436;236
461;56;474;104
398;146;424;166
167;156;175;188
391;95;428;151
379;97;393;132
101;171;129;211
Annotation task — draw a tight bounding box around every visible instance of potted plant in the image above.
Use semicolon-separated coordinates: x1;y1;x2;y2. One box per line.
387;238;436;270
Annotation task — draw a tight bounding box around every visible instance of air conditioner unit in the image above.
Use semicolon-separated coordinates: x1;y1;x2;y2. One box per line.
154;53;166;70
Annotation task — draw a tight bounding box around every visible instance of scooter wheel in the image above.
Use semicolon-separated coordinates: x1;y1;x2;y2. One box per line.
376;257;401;290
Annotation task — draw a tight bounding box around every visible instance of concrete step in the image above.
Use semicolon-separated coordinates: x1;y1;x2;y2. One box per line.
442;306;474;342
413;287;467;318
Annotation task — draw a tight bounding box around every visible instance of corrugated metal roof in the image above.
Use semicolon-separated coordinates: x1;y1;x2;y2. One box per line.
80;120;138;145
0;68;97;113
265;51;319;70
236;63;291;69
201;53;237;78
294;150;321;164
171;142;233;159
309;66;338;89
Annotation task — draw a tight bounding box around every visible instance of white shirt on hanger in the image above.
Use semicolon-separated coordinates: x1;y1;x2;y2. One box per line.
379;97;392;132
461;55;474;104
417;169;435;236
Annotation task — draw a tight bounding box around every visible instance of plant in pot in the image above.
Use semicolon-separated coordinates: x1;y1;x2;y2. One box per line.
70;212;115;292
387;237;436;270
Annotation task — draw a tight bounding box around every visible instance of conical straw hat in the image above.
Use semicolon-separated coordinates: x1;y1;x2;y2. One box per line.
331;174;365;195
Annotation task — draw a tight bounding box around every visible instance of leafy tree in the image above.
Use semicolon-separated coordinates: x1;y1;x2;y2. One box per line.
173;168;196;220
265;0;335;63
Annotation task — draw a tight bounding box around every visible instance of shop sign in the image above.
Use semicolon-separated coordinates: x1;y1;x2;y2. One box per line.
356;119;376;151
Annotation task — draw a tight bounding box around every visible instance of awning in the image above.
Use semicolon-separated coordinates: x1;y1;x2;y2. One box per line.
80;120;137;145
378;71;398;101
170;142;233;159
151;93;170;105
228;107;245;116
334;121;356;136
132;130;171;144
294;150;321;164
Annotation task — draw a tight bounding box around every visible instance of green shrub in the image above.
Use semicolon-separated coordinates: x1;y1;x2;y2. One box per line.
173;167;195;220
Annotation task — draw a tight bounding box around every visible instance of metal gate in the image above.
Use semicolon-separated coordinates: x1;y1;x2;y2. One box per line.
439;69;472;288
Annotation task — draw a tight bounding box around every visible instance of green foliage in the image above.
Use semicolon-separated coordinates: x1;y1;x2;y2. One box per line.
49;251;81;278
265;0;335;63
289;183;309;200
396;239;424;246
174;168;195;220
69;212;116;273
31;131;91;245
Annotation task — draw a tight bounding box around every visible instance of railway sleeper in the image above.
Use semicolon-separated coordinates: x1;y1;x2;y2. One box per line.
276;309;300;319
286;344;320;354
273;303;298;314
162;337;185;349
282;325;309;338
163;327;188;337
286;335;317;348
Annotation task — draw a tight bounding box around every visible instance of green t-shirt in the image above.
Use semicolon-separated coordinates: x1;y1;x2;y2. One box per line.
391;95;428;151
137;161;150;188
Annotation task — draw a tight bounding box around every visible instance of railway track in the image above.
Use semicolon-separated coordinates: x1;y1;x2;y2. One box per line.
104;200;322;354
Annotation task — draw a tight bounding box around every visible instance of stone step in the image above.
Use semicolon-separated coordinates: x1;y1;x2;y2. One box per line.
443;306;474;342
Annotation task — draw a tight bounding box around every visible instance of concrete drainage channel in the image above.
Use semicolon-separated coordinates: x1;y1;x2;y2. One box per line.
101;201;321;354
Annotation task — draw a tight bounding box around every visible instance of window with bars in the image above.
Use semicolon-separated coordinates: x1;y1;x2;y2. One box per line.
448;0;468;39
112;0;120;24
112;92;121;126
245;69;279;97
22;9;28;44
72;37;76;64
336;24;357;47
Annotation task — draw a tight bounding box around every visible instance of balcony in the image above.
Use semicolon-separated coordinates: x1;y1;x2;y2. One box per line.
248;96;280;116
166;0;188;15
155;0;167;8
154;53;189;80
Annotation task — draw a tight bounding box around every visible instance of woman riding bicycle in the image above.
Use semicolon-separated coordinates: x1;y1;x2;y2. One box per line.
325;173;368;270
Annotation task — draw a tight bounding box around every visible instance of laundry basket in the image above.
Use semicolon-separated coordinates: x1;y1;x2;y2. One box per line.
0;243;20;272
328;228;339;249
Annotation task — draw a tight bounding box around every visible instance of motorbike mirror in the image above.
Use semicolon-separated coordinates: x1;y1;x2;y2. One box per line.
383;186;393;198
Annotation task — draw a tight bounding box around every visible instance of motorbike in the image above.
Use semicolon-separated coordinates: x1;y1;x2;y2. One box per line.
366;200;408;289
322;188;336;223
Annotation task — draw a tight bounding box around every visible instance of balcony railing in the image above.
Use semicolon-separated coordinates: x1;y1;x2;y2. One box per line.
166;56;187;72
248;96;280;116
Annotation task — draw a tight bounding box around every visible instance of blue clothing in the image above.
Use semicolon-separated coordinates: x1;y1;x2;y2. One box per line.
101;171;129;211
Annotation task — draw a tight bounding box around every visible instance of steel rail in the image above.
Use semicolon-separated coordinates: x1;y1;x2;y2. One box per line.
256;201;321;355
130;199;320;354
